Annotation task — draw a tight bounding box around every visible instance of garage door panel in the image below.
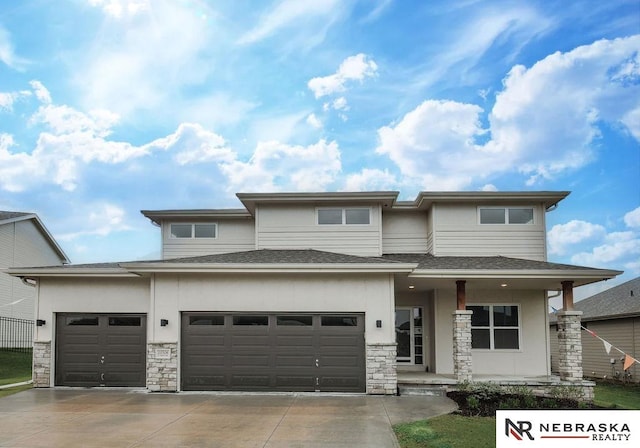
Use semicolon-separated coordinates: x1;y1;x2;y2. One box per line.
276;335;314;346
230;374;271;388
275;355;315;367
56;314;146;387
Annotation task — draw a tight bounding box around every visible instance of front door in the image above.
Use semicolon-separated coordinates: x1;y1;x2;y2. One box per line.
395;307;424;366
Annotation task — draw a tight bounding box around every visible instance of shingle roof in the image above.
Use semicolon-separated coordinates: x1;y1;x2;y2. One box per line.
382;253;606;271
0;211;32;222
563;277;640;322
157;249;400;264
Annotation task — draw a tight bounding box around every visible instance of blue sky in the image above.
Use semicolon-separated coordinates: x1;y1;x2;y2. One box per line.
1;0;638;298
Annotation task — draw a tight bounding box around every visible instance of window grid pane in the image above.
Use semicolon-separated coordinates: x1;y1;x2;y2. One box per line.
480;208;506;224
508;208;534;224
318;209;343;224
171;224;192;238
194;224;216;238
345;208;370;225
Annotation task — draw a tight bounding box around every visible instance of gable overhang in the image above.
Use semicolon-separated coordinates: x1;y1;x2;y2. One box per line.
414;191;570;211
141;209;252;226
236;191;400;214
402;268;622;291
5;267;140;278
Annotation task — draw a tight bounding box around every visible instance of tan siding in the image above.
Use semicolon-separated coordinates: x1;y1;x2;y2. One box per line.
161;219;255;259
581;319;639;382
382;211;429;254
433;203;547;260
256;204;382;256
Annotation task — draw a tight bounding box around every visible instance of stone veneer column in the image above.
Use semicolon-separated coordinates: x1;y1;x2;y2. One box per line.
366;342;397;395
147;342;178;392
556;311;583;381
453;310;473;382
32;341;51;387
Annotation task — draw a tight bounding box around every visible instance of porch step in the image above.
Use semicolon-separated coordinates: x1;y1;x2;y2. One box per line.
397;384;447;397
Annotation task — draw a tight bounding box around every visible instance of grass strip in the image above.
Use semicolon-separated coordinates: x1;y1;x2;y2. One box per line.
394;415;495;448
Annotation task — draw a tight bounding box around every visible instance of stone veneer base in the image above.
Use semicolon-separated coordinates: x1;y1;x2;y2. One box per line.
147;342;178;392
453;310;473;382
556;311;584;381
366;343;397;395
32;341;51;388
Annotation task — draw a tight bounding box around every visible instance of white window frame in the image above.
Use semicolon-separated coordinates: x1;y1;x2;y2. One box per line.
169;223;218;239
466;303;521;351
316;207;371;226
478;207;534;225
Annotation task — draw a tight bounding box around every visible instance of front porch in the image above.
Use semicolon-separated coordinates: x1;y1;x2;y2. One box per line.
396;371;595;400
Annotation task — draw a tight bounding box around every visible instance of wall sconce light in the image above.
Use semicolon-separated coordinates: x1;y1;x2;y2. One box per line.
36;319;46;326
160;319;169;327
376;320;382;328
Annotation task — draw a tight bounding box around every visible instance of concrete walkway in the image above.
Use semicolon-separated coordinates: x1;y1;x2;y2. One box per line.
0;389;457;447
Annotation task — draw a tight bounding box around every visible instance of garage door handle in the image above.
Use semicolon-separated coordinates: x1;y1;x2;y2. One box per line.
101;373;105;382
315;359;319;367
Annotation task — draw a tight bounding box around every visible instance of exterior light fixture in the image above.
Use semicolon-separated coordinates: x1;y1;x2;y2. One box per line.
160;319;169;327
36;319;46;326
376;320;382;328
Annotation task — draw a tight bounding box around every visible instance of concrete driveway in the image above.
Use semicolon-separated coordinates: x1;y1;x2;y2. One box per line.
0;389;456;447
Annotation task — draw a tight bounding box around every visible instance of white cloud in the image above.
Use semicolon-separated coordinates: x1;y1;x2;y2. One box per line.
237;0;342;45
0;26;29;70
220;139;341;192
88;0;150;18
306;113;323;129
571;232;640;267
343;169;397;191
375;99;487;189
145;123;234;166
547;220;606;256
332;97;349;111
481;184;498;192
376;36;640;189
57;203;131;241
308;54;378;98
624;206;640;228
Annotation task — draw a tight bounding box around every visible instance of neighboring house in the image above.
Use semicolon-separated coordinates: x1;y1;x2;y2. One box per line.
550;277;640;383
0;211;69;320
6;191;620;395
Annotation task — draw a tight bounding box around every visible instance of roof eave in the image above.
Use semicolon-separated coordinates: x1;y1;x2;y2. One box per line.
5;268;139;278
236;191;399;214
121;262;417;274
414;191;570;210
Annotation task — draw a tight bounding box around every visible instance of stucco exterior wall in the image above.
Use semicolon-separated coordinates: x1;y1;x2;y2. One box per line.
255;204;383;256
434;288;549;376
151;272;396;345
432;203;547;260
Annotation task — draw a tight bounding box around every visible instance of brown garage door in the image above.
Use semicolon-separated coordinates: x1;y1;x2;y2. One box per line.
56;314;146;387
181;313;365;392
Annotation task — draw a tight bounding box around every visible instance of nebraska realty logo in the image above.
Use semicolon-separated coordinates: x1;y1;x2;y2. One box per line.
496;410;639;447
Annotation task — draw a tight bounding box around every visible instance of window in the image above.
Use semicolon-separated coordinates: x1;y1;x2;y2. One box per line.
321;315;358;326
170;223;217;238
479;208;533;225
189;315;224;326
66;316;98;326
317;208;370;225
232;315;268;326
467;305;520;350
277;315;313;326
108;317;141;326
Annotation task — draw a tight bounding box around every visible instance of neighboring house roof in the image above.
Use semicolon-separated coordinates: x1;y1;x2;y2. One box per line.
0;211;69;263
551;277;640;323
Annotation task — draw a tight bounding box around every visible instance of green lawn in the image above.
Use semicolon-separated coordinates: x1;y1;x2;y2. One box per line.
395;381;640;448
0;350;32;386
0;383;32;399
594;381;640;409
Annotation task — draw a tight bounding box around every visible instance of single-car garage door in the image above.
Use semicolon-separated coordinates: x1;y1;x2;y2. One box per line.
181;313;365;392
56;313;146;387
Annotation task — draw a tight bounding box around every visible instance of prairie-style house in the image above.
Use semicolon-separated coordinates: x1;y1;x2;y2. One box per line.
6;191;620;396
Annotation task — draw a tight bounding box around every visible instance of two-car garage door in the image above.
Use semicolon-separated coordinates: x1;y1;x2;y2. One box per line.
181;313;365;392
55;312;365;392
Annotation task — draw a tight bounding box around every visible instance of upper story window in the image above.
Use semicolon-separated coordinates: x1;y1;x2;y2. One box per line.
317;208;370;225
170;223;217;239
479;207;534;225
